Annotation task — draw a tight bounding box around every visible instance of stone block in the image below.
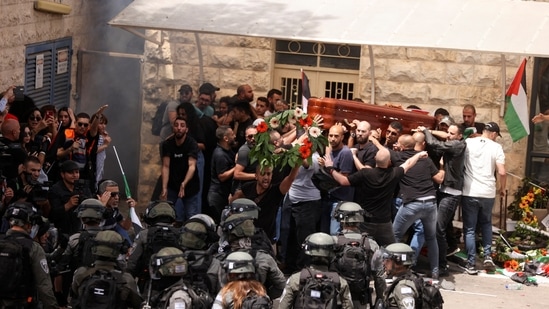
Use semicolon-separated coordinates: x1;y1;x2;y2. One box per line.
377;81;428;104
386;59;421;82
419;61;445;84
446;63;474;85
427;84;459;106
473;65;501;87
209;46;243;68
242;49;271;71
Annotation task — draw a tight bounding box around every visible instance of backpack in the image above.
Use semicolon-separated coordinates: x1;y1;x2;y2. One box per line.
385;272;444;309
138;226;183;278
76;269;123;309
71;231;97;271
158;282;213;309
151;101;168;136
294;268;341;309
241;292;273;309
332;233;372;305
0;234;34;301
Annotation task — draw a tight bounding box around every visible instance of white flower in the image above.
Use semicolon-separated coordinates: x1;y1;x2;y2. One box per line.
294;107;303;118
309;126;321;138
269;117;280;129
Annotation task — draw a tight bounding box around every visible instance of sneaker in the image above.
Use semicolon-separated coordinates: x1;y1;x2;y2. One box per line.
460;262;478;275
439;265;450;277
483;257;496;273
446;247;460;257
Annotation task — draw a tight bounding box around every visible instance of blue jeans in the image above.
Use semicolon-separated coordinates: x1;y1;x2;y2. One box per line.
394;198;424;260
167;188;201;223
436;193;461;267
461;196;495;265
320;199;340;235
393;200;439;275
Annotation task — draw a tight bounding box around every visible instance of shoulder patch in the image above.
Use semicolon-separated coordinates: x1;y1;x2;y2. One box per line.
40;258;50;274
400;286;413;294
401;296;415;309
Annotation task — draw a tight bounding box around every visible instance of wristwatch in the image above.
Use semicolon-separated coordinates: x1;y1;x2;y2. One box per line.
325;166;335;174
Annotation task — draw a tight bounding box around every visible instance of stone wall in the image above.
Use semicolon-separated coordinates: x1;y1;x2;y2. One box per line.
139;32;529;205
0;0;96;93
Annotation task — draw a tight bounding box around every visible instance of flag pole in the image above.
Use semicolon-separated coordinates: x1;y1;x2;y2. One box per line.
112;146;143;231
113;146;132;198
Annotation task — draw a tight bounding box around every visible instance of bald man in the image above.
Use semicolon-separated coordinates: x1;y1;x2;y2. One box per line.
0;117;27;180
319;124;355;235
326;147;427;247
350;121;378;170
391;134;445;279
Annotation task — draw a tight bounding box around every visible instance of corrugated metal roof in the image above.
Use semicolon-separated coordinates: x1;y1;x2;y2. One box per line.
109;0;549;57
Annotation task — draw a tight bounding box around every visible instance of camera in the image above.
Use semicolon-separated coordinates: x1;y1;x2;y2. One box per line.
13;86;24;101
73;179;89;204
27;177;53;203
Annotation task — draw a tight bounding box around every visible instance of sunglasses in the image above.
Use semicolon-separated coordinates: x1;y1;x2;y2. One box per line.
29;116;42;121
110;192;120;197
77;122;89;128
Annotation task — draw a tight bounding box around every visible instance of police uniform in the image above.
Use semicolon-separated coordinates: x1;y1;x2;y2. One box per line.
71;260;142;308
384;276;420;309
207;249;286;295
59;226;102;270
278;264;354;309
2;229;58;309
335;229;380;309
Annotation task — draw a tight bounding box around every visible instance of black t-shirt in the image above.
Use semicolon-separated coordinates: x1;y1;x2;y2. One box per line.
392;150;439;204
161;135;200;195
48;180;93;235
210;145;236;198
354;142;377;168
239;181;284;241
348;167;404;223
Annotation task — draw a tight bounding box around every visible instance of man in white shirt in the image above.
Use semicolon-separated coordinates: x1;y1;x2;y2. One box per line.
461;122;506;275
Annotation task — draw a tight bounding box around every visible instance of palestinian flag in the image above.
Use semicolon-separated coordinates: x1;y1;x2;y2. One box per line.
504;59;529;142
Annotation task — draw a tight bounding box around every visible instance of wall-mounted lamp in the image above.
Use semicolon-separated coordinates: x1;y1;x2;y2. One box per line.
34;1;72;15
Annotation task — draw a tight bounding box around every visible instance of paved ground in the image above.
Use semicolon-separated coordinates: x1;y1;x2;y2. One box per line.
418;256;548;309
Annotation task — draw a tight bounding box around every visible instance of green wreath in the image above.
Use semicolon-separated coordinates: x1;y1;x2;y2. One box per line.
249;108;327;170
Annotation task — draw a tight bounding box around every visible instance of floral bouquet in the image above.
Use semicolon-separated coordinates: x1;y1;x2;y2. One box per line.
507;178;549;227
249;108;327;170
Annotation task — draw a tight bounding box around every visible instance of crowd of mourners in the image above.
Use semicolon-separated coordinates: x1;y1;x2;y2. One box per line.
0;82;508;309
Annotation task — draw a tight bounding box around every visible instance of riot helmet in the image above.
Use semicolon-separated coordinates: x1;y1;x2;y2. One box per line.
332;201;364;223
144;200;176;225
92;230;127;259
150;247;188;278
382;243;415;266
302;232;335;258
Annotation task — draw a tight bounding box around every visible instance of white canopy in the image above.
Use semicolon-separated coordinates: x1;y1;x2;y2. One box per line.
109;0;549;57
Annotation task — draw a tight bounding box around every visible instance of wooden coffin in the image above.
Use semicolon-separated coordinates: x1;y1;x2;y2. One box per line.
307;98;437;133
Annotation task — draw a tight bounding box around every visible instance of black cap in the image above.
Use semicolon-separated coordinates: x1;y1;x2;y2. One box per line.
484;122;501;137
60;160;79;172
199;82;219;94
178;84;192;93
